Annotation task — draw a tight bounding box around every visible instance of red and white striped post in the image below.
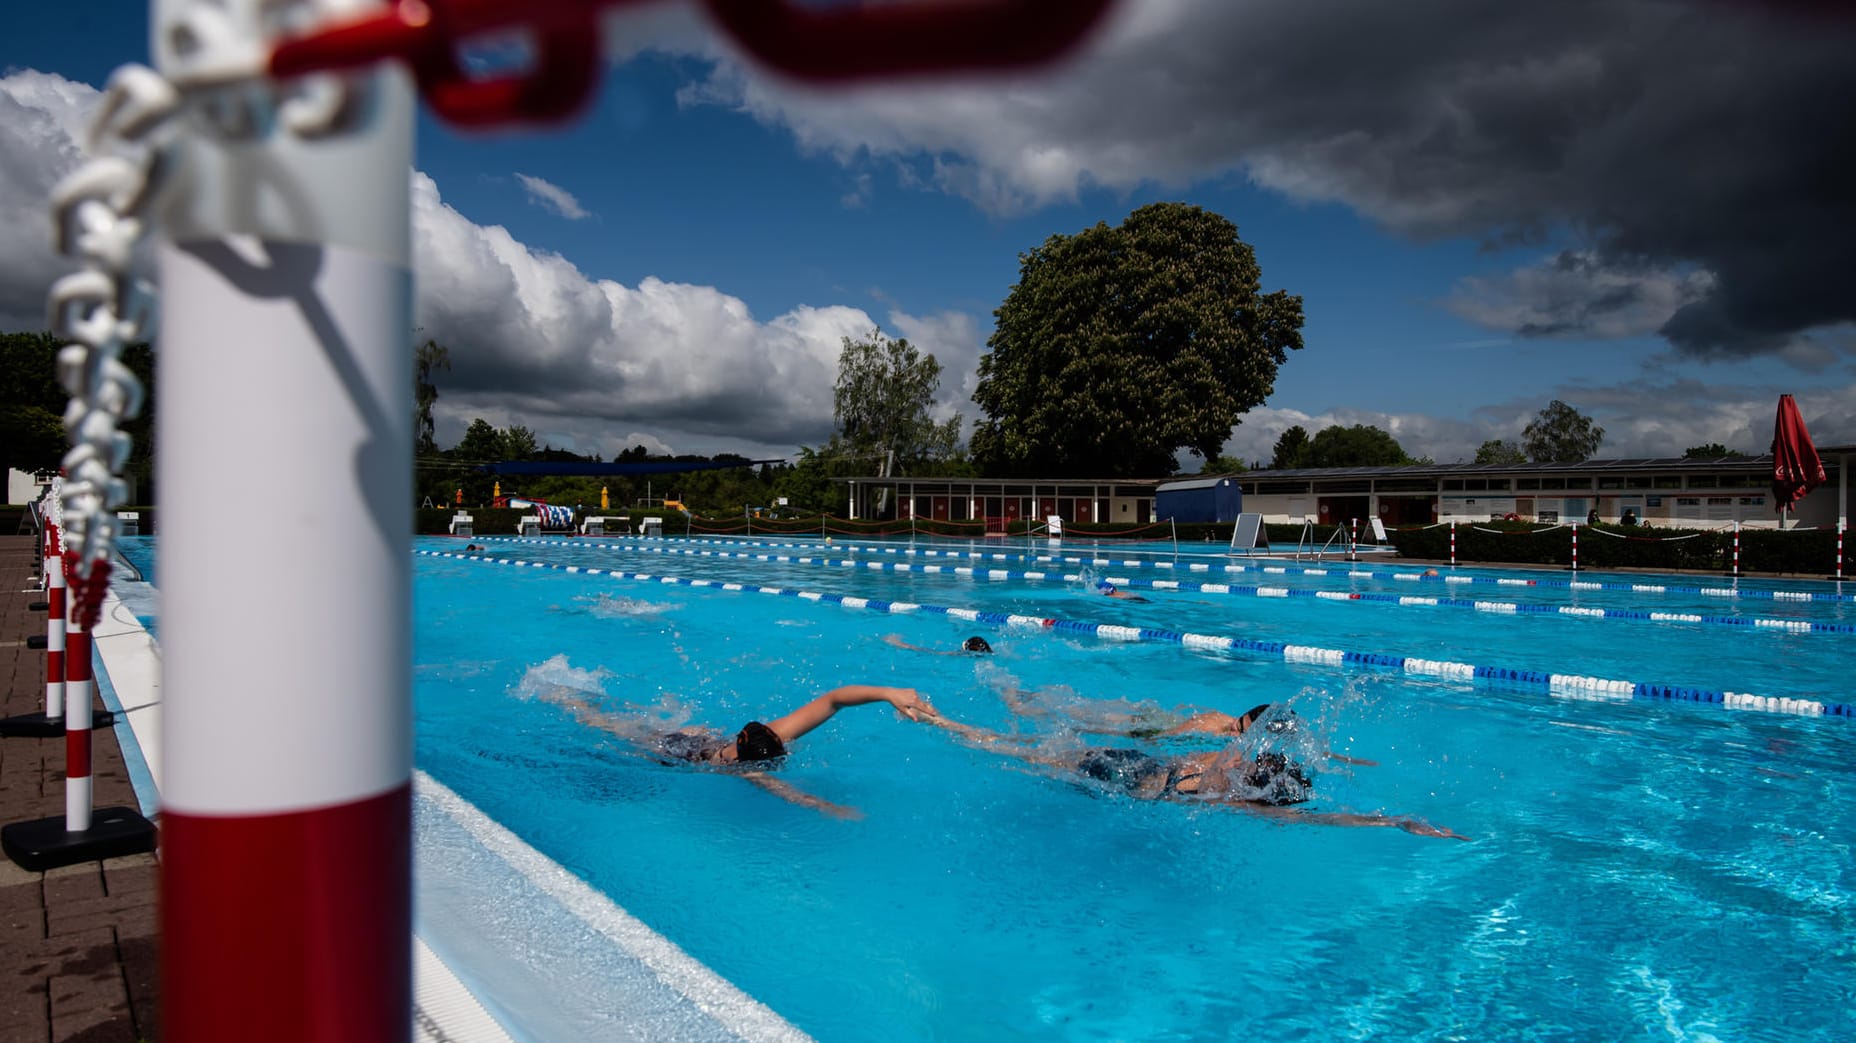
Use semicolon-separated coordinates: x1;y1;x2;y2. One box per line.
1732;521;1741;577
45;547;66;722
1838;521;1846;580
1570;523;1580;571
60;565;94;833
1449;521;1457;567
1349;518;1359;560
3;523;66;738
155;3;414;1037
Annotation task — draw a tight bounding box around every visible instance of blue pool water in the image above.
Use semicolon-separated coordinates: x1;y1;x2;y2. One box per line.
130;535;1856;1040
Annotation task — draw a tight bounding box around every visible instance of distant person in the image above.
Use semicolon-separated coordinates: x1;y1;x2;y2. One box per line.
1095;580;1149;602
1423;568;1440;577
533;683;935;818
883;634;994;655
909;704;1463;839
463;543;486;553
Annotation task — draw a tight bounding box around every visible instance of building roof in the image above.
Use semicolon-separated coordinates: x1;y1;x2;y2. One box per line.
1230;455;1785;483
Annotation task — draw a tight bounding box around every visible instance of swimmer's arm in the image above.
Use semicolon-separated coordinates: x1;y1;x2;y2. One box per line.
881;634;937;654
1230;802;1468;841
764;685;937;743
740;773;862;820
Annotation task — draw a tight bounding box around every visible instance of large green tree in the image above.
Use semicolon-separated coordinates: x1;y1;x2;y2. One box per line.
1522;400;1605;463
2;331;156;502
970;202;1304;477
414;337;451;455
832;328;961;474
1271;425;1311;469
1303;424;1416;468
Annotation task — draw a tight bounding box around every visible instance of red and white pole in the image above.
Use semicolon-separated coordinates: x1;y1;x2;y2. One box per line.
155;4;414;1037
61;583;94;833
1449;521;1457;567
45;546;66;722
1732;522;1741;577
1571;523;1580;571
1838;521;1846;580
1349;517;1358;559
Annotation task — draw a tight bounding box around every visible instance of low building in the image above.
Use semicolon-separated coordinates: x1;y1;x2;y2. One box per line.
835;476;1169;530
841;446;1852;534
1232;449;1853;531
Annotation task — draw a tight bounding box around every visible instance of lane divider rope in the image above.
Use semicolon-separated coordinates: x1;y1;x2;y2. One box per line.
549;532;1855;605
415;548;1854;721
478;537;1856;638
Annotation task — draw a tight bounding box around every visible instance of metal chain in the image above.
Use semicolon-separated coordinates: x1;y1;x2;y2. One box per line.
48;0;366;628
48;64;180;627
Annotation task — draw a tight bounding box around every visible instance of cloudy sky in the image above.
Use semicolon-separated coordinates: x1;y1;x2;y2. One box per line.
3;0;1853;469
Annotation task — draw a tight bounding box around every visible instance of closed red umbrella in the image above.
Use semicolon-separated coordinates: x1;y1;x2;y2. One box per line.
1770;394;1826;513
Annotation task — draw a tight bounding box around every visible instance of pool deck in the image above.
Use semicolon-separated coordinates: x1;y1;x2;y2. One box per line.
0;534;159;1041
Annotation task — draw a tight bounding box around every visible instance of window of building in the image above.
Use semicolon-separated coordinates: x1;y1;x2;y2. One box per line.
1626;476;1652;489
1515;478;1540;490
1653;475;1682;489
1687;475;1718;489
1597;476;1624;489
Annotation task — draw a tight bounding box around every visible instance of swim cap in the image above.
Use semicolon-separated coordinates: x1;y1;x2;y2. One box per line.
1096;580;1113;592
962;636;993;654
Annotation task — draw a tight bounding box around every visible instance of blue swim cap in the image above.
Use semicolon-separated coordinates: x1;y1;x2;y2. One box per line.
1096;580;1113;591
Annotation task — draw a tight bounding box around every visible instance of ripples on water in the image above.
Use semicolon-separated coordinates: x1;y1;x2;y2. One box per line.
404;538;1854;1042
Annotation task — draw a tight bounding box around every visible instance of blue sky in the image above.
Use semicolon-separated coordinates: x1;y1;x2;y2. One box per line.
4;1;1852;467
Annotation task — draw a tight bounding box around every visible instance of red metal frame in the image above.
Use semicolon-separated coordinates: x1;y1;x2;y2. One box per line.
270;0;1115;127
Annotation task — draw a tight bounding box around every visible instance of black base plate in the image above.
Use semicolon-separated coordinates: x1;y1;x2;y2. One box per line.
2;807;157;872
0;709;117;738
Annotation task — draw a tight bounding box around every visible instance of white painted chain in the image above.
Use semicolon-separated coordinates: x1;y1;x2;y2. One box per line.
49;1;368;602
48;64;179;591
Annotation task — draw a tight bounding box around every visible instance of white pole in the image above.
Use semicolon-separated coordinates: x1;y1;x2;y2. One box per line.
154;2;415;1037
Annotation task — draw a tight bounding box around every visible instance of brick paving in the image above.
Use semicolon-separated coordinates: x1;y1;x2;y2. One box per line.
0;536;158;1042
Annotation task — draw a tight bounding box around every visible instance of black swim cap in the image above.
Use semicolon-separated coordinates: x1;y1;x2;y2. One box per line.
734;721;787;762
962;636;993;654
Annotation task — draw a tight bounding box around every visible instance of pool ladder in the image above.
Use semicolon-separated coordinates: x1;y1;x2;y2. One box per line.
1293;520;1351;562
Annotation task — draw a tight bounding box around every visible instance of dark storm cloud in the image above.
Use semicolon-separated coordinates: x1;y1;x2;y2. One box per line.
694;0;1856;358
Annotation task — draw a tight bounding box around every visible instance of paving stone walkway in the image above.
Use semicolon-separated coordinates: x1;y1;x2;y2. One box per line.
0;535;159;1042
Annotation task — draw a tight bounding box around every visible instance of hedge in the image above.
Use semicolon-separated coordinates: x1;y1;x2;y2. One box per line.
1388;521;1850;576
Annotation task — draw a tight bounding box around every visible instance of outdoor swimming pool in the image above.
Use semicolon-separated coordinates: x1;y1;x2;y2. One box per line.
122;534;1855;1040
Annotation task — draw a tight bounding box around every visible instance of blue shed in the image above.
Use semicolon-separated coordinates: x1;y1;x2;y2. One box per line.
1154;477;1243;523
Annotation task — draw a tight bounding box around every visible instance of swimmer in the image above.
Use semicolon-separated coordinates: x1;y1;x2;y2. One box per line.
463;544;486;553
910;705;1464;839
1423;568;1440;578
995;690;1376;767
883;634;994;655
1095;580;1150;602
536;684;936;819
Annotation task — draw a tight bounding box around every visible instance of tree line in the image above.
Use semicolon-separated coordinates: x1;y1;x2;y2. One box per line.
3;201;1757;516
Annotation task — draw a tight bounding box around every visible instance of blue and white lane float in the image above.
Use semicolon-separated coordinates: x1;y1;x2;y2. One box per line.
532;532;1856;605
479;538;1856;639
417;549;1854;721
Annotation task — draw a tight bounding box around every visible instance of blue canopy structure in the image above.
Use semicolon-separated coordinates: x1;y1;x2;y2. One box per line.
475;459;783;476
